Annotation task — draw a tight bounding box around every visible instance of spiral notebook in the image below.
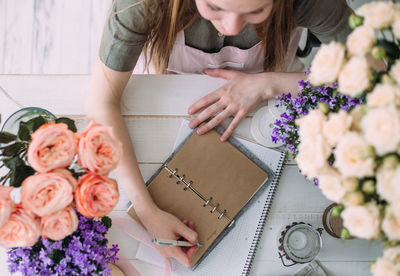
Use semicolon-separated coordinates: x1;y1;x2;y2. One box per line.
129;120;286;274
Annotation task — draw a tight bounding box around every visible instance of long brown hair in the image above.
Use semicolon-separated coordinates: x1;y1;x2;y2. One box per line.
143;0;294;73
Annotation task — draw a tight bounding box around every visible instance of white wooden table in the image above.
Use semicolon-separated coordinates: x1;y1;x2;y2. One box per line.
0;75;382;276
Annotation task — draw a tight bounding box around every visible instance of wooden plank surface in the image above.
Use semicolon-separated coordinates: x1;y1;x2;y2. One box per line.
0;74;266;116
2;0;35;74
0;74;382;275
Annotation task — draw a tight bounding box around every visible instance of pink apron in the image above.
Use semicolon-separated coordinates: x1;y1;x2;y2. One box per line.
133;27;304;74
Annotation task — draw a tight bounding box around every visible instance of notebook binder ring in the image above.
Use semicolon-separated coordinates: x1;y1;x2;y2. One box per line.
203;197;212;207
218;210;226;220
164;165;234;225
210;203;219;213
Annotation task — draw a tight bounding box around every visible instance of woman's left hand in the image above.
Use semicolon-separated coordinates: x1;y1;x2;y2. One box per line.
188;68;275;141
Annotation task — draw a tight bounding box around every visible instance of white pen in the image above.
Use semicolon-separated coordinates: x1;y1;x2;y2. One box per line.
152;238;203;247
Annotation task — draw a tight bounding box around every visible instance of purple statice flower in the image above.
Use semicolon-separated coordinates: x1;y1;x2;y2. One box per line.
7;210;119;276
271;77;363;156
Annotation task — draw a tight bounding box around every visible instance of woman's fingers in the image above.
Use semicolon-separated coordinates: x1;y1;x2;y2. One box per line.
188;90;220;115
196;108;234;135
189;101;225;129
186;245;198;261
175;221;198;244
169;247;191;267
221;110;247;141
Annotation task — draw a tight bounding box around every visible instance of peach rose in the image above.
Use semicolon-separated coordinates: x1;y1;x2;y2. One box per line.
75;173;119;218
41;206;78;241
21;169;76;217
0;186;14;228
0;205;41;248
77;121;122;175
28;123;76;173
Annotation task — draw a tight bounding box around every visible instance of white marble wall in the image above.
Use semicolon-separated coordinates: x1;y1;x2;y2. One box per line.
0;0;372;74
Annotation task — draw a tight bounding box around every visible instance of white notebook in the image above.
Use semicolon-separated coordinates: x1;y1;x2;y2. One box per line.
135;120;286;275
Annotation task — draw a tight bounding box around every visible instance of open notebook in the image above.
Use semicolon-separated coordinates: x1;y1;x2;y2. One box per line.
131;120;286;275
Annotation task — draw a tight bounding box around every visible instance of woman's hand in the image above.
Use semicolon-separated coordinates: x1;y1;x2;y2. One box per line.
139;206;198;267
188;69;275;141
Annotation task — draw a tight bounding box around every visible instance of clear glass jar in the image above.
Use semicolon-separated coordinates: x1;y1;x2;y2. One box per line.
1;107;56;134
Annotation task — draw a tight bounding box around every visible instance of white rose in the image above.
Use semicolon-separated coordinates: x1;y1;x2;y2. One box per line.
296;110;326;141
350;105;365;132
371;257;400;276
383;207;400;240
309;42;345;86
317;167;346;203
393;12;400;40
341;203;381;239
391;201;400;222
338;56;371;97
346;26;376;57
342;192;364;207
334;132;375;178
367;84;400;107
361;106;400;155
296;135;331;180
322;110;352;147
376;166;400;203
390;60;400;85
356;2;394;29
384;246;400;263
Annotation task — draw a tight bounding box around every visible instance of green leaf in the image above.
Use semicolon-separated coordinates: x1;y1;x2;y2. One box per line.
1;142;24;156
49;249;65;263
3;156;23;171
9;165;35;187
101;216;112;229
17;122;31;141
377;39;400;60
56;117;77;132
26;116;47;132
0;132;17;144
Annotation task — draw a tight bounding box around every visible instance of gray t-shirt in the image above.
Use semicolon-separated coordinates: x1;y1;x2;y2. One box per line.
100;0;352;72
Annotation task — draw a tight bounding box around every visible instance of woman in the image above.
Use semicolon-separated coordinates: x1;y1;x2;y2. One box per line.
86;0;352;267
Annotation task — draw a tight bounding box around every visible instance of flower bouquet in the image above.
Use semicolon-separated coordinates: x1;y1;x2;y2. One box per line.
272;77;362;157
0;111;123;275
295;2;400;275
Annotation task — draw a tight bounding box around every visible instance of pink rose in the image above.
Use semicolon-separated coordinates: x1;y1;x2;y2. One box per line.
77;121;122;175
0;205;41;248
28;123;76;172
0;186;15;228
41;206;78;241
21;169;76;217
75;173;119;218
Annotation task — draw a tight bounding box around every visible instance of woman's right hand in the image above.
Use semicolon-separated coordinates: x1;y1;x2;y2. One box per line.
139;206;199;267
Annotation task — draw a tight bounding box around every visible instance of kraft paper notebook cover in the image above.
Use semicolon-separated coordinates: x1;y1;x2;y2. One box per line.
127;126;274;268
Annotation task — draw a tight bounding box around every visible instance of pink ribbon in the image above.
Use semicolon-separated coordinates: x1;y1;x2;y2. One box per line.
111;216;172;276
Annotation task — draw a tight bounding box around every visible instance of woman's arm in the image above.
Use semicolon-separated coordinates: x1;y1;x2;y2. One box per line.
188;69;305;140
85;58;198;266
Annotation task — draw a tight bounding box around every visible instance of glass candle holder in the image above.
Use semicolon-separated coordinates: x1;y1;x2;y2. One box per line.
278;222;322;267
1;107;56;134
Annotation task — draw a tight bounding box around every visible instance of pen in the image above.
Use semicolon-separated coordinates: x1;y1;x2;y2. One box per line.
152;238;203;247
